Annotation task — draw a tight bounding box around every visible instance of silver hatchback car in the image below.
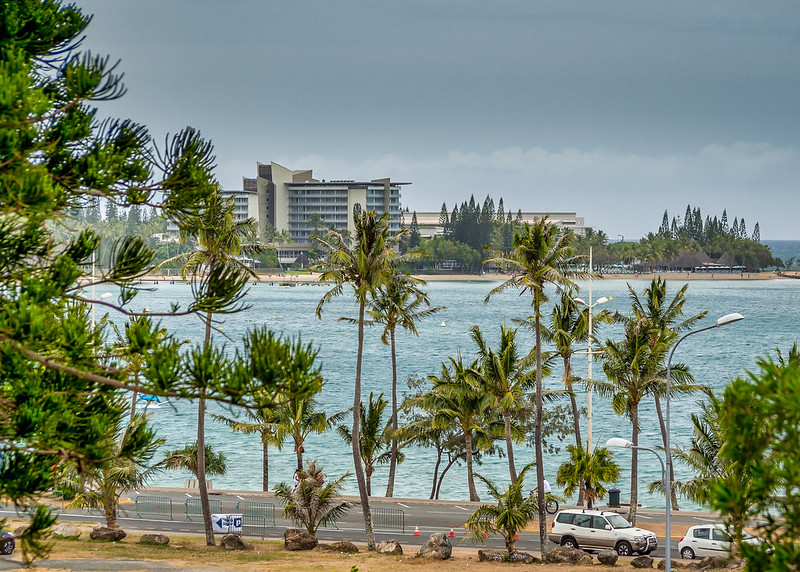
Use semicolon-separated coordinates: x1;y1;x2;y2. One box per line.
549;509;658;556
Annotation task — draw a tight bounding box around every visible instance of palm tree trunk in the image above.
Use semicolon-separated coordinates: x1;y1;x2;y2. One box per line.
436;454;459;499
565;358;582;446
534;308;548;556
654;395;679;510
503;410;517;483
262;438;269;492
429;448;443;499
366;466;372;497
353;300;376;549
566;356;586;506
197;395;214;545
465;431;479;501
628;404;639;525
198;311;215;546
506;536;516;554
104;488;118;529
385;327;399;497
295;439;303;470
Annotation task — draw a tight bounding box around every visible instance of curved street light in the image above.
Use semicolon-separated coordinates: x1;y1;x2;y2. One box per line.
661;312;744;571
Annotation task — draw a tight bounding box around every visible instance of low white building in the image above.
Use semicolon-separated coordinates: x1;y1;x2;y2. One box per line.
411;211;588;238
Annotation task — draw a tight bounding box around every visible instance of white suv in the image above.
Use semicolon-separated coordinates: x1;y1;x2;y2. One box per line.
549;509;658;556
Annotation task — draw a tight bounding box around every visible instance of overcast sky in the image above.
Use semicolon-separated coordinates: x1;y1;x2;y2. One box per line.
77;0;800;240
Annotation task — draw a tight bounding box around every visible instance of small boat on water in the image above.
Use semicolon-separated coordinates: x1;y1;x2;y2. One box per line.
138;394;166;410
278;282;297;287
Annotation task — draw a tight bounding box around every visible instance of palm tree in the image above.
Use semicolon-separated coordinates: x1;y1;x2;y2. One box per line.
277;394;349;471
593;320;666;524
273;460;354;537
484;217;587;554
620;278;706;510
162;442;228;481
159;188;261;546
337;392;395;497
465;463;539;555
313;208;408;550
359;273;443;497
66;413;164;529
534;288;603;447
211;409;282;492
420;356;496;501
650;395;724;505
468;324;534;484
556;444;621;509
397;375;470;500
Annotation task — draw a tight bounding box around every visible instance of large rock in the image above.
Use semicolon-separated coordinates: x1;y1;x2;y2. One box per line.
416;533;452;560
631;555;655;568
376;539;403;556
698;556;729;569
478;550;505;562
598;549;619;566
89;527;127;541
50;524;81;540
328;540;358;553
545;546;587;564
220;534;254;550
658;559;689;569
508;551;538;564
578;554;595;566
284;528;318;551
139;534;170;546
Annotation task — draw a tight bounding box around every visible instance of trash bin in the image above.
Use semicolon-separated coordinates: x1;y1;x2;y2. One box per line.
608;488;621;508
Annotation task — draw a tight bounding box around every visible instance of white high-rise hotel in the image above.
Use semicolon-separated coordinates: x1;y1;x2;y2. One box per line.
225;161;407;265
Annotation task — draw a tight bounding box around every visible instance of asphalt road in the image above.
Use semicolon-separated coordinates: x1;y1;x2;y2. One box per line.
2;487;726;560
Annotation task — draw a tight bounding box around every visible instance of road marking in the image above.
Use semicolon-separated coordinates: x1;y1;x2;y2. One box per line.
453;506;470;511
637;514;653;520
185;493;192;497
236;495;245;500
397;503;410;508
695;517;718;522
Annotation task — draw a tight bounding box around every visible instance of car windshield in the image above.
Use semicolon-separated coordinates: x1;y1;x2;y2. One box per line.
606;514;632;529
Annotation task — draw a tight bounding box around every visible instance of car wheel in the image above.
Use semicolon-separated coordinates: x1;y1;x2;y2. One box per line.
639;547;654;555
615;541;633;556
1;539;14;556
681;546;695;559
561;537;579;550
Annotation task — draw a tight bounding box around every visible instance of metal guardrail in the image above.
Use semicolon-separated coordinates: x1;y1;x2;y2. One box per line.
371;507;405;532
236;501;276;539
135;496;173;520
184;498;222;521
236;501;276;526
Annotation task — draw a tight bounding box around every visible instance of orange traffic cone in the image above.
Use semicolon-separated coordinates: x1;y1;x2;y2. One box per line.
449;525;456;537
514;533;520;540
414;524;420;536
482;532;488;539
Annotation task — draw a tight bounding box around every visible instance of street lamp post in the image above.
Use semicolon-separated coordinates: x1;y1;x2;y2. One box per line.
606;438;666;556
574;247;610;450
663;312;744;571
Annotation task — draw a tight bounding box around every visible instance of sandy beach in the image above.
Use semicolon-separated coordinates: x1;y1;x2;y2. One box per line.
142;270;791;285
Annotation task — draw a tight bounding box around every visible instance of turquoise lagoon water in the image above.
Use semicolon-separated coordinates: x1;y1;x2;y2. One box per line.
120;278;800;509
